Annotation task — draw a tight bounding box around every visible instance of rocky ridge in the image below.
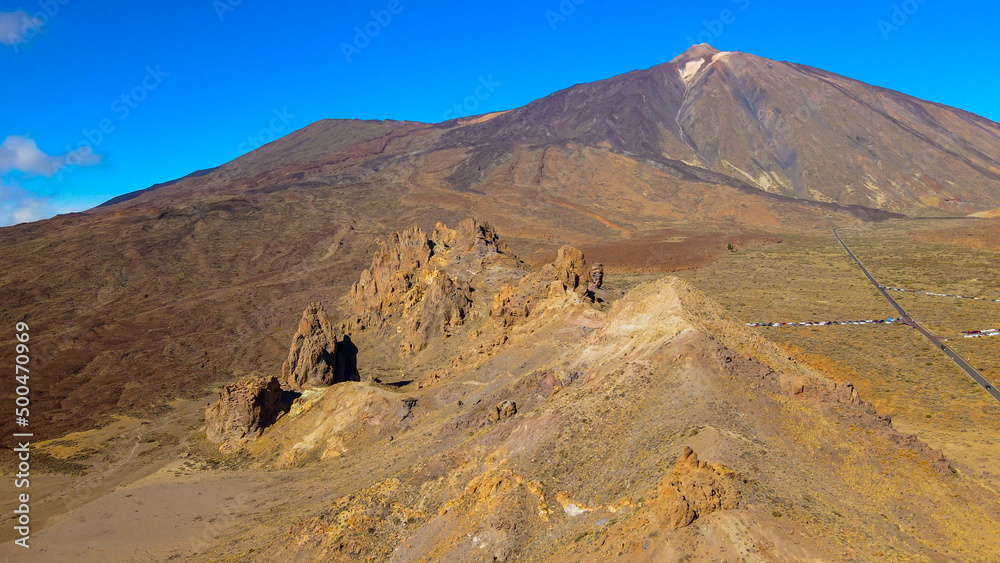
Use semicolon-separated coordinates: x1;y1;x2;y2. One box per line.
187;222;1000;561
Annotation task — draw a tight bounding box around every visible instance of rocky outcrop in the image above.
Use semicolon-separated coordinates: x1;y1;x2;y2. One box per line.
348;219;505;354
345;220;599;356
551;246;590;298
833;381;861;405
430;218;505;261
489;283;531;329
405;270;473;353
590;263;604;289
205;376;287;453
490;245;593;328
655;446;741;528
488;400;517;423
282;303;345;390
350;226;433;329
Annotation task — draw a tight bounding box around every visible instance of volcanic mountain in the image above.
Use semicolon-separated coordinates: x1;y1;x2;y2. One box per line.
437;43;1000;213
108;43;1000;216
4;43;1000;443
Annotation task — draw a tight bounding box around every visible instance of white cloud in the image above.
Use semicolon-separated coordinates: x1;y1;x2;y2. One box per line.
0;134;100;177
0;135;103;226
0;11;41;46
0;181;53;226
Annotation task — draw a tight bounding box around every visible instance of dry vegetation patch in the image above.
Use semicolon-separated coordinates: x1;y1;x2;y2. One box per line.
675;222;1000;490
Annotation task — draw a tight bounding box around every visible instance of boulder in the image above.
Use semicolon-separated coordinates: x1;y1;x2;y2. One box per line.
833;381;861;405
205;376;287;453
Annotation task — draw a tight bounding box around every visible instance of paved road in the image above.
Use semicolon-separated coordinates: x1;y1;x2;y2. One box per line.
834;228;1000;404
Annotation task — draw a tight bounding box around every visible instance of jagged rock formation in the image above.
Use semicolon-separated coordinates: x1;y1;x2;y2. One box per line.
282;303;345;390
205;376;287;453
590;263;604;289
350;226;433;330
348;218;509;353
430;218;507;264
406;270;473;353
553;245;590;298
489;283;531;329
655;446;741;529
490;244;593;329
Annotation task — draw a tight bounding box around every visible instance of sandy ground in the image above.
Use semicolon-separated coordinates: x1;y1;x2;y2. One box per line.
0;460;292;562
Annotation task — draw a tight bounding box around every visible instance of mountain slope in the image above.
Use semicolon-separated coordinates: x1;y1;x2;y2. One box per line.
439;44;1000;213
4;43;1000;444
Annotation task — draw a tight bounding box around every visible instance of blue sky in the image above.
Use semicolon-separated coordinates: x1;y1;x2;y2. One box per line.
1;0;997;226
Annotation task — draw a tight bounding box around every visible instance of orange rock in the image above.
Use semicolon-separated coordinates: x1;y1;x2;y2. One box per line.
654;446;741;528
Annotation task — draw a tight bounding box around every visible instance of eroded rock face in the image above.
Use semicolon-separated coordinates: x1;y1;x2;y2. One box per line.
205;376;287;453
431;218;505;261
405;270;473;353
348;219;502;353
590;263;604;289
350;226;433;327
490;283;532;329
655;446;741;528
552;245;590;298
490;245;593;328
347;220;596;356
282;303;343;390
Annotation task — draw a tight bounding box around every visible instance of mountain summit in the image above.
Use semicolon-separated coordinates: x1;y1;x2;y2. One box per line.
669;42;722;63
